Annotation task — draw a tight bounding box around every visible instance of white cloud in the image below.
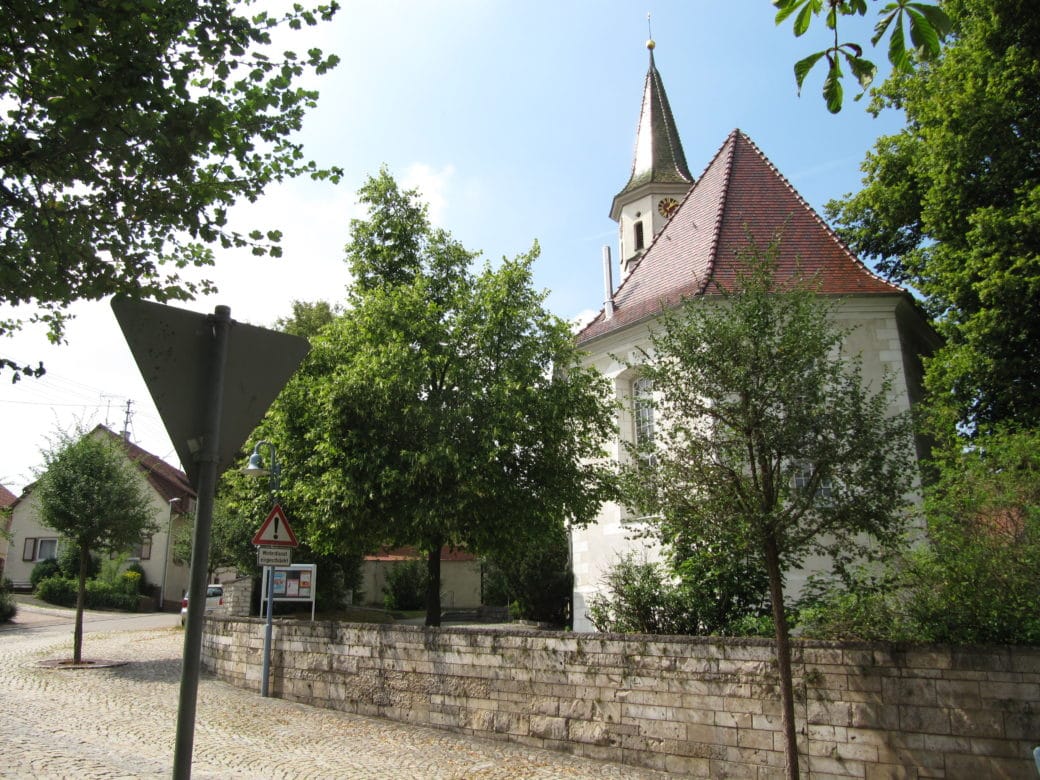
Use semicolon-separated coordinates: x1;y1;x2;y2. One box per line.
402;163;455;226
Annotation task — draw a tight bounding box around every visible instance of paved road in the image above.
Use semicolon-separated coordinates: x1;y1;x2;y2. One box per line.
0;604;667;779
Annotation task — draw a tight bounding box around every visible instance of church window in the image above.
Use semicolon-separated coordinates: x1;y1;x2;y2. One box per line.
793;463;833;502
633;377;655;462
634;220;645;251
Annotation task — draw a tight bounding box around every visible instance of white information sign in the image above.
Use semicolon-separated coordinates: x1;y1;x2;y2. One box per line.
257;547;291;566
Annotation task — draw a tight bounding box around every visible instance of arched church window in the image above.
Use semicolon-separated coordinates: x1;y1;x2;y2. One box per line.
634;220;645;252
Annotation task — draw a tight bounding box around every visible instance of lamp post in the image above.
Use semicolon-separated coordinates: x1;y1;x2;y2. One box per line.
243;440;279;697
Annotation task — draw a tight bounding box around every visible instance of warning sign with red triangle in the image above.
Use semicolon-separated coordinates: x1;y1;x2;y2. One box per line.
252;504;299;548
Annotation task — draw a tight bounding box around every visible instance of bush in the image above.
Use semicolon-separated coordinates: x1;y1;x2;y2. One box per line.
483;524;573;626
382;560;429;611
120;570;142;595
587;552;772;637
35;576;77;607
587;555;691;634
798;428;1040;645
30;558;62;588
0;589;16;622
35;575;139;611
85;579;138;611
124;561;146;589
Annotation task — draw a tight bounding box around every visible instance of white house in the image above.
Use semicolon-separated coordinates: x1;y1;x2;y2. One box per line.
3;425;196;610
570;42;937;632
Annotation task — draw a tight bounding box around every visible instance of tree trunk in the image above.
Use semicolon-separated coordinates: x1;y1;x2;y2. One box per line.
73;543;89;664
425;542;442;627
764;533;799;780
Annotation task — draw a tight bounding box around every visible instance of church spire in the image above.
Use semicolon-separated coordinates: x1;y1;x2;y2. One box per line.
610;39;694;270
610;39;693;221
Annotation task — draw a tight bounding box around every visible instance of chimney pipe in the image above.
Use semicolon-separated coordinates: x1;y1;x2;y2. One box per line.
602;246;615;320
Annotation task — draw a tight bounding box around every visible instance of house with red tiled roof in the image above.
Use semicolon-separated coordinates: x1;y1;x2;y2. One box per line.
359;546;482;609
3;425;196;609
570;42;938;632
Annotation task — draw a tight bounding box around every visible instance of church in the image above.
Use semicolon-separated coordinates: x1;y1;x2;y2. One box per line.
569;41;938;633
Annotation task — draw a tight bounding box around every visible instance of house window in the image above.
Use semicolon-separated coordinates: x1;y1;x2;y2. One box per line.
24;537;58;561
634;221;645;252
133;536;153;561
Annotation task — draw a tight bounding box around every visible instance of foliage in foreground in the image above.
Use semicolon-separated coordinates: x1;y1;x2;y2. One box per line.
828;0;1040;434
1;0;341;378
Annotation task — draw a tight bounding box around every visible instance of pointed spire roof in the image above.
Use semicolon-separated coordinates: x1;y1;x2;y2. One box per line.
582;129;908;344
610;41;694;220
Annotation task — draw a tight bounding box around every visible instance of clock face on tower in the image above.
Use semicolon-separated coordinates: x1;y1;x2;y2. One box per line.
657;197;679;218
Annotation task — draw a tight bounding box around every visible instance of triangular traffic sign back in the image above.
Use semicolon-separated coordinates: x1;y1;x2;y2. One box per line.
112;297;310;486
252;504;299;547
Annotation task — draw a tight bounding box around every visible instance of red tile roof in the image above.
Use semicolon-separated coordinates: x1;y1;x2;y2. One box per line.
580;129;906;344
0;484;16;509
365;546;478;563
93;425;195;506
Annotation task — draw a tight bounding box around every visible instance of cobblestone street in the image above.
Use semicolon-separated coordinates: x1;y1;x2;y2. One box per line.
0;618;666;779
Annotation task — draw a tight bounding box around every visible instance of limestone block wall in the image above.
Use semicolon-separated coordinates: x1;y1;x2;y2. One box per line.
201;618;1040;777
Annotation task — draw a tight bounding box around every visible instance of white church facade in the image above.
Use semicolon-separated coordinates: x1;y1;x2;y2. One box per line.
569;43;938;632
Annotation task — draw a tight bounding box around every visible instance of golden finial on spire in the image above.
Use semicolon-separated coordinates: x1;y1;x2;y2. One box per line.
646;12;655;50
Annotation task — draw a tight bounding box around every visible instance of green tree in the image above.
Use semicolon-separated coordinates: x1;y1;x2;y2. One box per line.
773;0;951;112
174;498;256;581
827;0;1040;433
35;429;156;662
620;240;915;780
267;170;616;626
274;300;341;339
798;427;1040;645
0;1;340;378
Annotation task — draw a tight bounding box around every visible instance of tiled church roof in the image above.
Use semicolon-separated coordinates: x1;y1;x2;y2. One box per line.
581;129;905;344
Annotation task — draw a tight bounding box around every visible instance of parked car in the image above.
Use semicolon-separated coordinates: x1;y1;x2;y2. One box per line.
179;584;225;626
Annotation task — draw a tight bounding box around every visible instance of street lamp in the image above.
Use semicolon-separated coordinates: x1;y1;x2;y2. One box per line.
242;440;279;697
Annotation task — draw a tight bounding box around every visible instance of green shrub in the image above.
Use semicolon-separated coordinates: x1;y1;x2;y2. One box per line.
85;579;138;611
30;558;62;588
124;561;146;588
483;524;573;626
35;576;77;607
0;589;16;622
120;570;142;595
382;560;429;611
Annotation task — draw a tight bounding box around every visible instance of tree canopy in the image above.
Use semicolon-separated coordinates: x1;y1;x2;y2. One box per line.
620;240;914;780
0;0;340;378
35;427;156;662
826;0;1040;433
258;171;616;625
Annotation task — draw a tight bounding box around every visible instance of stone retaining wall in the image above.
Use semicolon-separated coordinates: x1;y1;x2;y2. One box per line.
201;618;1040;777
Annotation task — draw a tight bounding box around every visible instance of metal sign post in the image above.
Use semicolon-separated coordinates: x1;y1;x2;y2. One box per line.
112;297;309;780
252;503;299;697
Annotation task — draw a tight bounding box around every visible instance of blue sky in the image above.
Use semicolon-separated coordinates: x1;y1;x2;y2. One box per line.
0;2;905;491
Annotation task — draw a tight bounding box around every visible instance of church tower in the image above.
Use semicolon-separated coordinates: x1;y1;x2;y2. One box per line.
610;40;693;274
